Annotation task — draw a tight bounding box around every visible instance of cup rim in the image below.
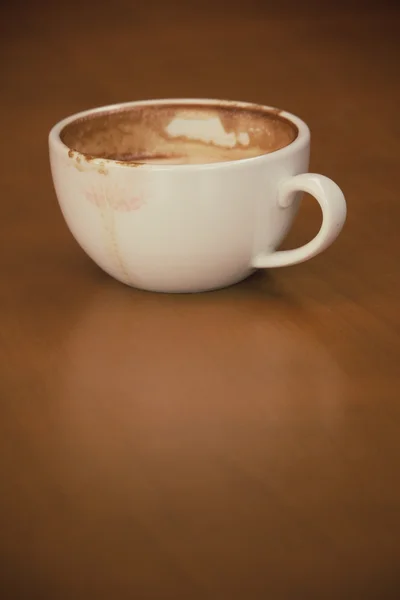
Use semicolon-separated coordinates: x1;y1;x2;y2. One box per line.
49;98;310;170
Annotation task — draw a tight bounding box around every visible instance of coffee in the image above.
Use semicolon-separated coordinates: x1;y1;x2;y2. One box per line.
60;102;298;165
50;99;346;292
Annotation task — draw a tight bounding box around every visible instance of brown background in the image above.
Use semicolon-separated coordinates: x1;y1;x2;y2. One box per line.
1;1;400;598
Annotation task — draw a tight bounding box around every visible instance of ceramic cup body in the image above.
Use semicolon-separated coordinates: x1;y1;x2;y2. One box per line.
49;99;346;293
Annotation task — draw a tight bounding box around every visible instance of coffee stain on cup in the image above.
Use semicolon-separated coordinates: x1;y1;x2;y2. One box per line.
101;185;126;282
74;154;85;172
84;184;145;282
85;186;144;212
98;162;108;176
67;149;101;173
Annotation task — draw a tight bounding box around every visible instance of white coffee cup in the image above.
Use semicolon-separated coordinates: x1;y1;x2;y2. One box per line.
49;98;346;293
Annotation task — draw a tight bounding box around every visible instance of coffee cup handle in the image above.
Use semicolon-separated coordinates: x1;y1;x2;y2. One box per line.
251;173;347;268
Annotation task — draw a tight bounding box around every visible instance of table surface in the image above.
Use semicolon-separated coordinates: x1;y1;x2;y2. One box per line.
1;1;400;598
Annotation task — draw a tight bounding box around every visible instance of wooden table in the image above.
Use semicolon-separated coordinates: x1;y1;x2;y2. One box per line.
1;1;399;598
